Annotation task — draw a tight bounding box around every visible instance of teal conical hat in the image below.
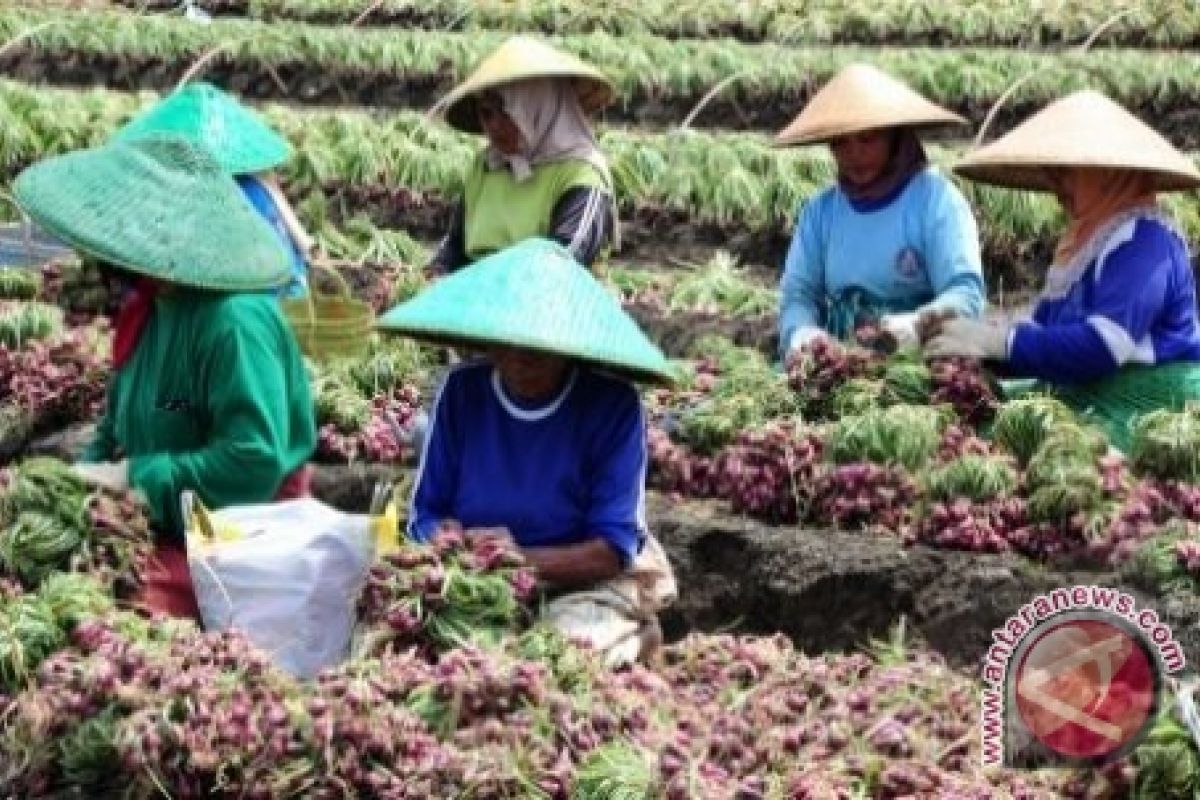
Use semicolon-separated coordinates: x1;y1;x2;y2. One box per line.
115;82;292;175
377;239;674;384
14;134;290;292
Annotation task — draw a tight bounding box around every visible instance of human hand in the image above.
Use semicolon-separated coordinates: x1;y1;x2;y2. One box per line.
73;459;129;491
785;326;830;362
879;312;919;350
465;526;515;548
915;309;958;345
924;318;1010;360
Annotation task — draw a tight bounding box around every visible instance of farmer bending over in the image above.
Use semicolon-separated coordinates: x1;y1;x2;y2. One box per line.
13;134;316;617
776;63;985;358
925;91;1200;451
426;37;618;275
382;238;675;666
116;82;313;299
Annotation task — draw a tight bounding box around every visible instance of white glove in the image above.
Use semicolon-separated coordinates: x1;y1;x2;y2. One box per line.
924;318;1010;361
73;460;130;492
786;326;829;357
880;312;919;349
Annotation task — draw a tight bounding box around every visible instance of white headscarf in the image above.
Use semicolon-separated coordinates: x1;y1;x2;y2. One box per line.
485;78;604;183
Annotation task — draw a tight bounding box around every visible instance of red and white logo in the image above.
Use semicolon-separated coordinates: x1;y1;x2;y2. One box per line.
1012;616;1158;761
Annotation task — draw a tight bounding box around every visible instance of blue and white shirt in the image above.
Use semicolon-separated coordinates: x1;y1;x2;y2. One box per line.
1008;210;1200;385
408;362;648;567
778;166;985;352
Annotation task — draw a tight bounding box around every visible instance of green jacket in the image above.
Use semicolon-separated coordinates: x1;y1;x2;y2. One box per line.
84;290;316;535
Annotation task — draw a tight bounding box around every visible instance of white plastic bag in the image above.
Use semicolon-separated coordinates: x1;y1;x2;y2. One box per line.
183;492;373;678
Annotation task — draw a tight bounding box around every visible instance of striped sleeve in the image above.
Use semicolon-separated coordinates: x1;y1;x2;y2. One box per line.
548;186;613;268
1009;219;1173;383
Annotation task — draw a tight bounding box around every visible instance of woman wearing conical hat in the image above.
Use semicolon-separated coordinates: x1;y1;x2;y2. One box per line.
115;82;313;299
775;63;986;358
380;238;676;666
427;37;618;275
14;134;317;617
925;91;1200;451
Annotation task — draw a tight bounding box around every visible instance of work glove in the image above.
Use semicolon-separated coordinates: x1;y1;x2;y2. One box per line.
924;318;1011;361
879;312;919;350
73;460;130;492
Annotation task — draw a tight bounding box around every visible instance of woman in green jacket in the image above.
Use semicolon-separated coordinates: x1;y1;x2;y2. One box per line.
14;133;317;616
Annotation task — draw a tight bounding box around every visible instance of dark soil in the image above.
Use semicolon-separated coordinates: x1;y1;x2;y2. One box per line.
5;50;1200;148
624;301;777;357
648;494;1200;668
298;462;1200;668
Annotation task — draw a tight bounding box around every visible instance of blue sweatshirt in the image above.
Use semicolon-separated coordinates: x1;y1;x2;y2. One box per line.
1008;213;1200;384
236;175;308;299
408;362;648;567
778;167;985;353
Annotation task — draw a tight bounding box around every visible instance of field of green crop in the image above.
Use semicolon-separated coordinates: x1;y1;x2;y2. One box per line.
3;5;1200;796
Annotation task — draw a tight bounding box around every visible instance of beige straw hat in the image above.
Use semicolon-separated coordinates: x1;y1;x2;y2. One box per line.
436;36;615;135
774;63;965;147
954;90;1200;192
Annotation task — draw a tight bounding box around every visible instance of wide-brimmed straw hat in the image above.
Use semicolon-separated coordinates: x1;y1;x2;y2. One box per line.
436;36;615;135
14;135;290;292
115;82;292;175
774;63;965;147
954;90;1200;192
377;238;674;384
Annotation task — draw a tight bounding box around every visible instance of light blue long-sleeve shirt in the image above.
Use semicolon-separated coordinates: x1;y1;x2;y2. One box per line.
778;167;985;355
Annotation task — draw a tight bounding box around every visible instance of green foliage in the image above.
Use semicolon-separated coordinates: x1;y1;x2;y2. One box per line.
828;405;946;471
925;455;1018;503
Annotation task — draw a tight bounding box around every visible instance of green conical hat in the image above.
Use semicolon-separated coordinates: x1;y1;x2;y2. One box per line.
14;134;290;292
377;239;674;384
115;82;292;175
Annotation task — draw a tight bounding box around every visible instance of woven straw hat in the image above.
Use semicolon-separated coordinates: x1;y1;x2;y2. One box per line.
377;238;674;384
774;63;965;147
955;90;1200;192
437;36;615;135
14;135;290;292
115;82;292;175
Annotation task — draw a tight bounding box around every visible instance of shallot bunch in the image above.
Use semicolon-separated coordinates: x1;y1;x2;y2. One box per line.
928;356;998;427
714;422;824;524
812;463;918;533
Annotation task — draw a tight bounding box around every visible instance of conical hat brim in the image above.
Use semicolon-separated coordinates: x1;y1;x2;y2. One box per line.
954;90;1200;192
14;135;290;292
774;63;965;147
437;37;615;135
115;82;293;175
377;239;674;385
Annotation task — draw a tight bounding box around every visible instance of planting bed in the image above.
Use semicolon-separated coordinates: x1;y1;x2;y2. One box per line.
106;0;1200;48
4;7;1200;144
3;1;1200;795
